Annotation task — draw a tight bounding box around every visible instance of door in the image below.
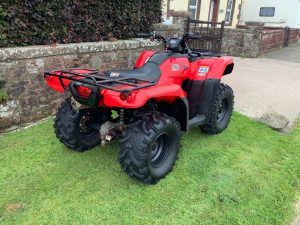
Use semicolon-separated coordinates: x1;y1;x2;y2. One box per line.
208;0;219;22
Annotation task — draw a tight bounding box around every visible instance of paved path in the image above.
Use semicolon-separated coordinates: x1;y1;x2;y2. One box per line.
223;56;300;129
260;42;300;64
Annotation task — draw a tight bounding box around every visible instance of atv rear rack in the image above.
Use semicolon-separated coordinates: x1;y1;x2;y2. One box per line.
44;69;156;93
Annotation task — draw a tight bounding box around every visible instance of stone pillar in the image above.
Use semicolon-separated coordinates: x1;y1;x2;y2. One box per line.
244;22;265;32
152;23;182;38
242;22;265;57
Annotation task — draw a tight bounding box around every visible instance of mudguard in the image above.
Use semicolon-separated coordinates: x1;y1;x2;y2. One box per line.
101;84;186;108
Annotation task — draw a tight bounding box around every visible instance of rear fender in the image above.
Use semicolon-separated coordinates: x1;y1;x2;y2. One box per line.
101;84;186;109
44;69;98;92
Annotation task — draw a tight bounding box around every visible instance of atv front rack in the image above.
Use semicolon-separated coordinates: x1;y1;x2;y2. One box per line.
190;49;224;58
44;69;156;93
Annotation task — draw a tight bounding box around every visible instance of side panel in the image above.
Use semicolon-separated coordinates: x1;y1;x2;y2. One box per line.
197;79;220;117
184;57;233;117
182;79;205;118
158;57;190;85
183;79;220;118
134;51;157;68
157;97;189;131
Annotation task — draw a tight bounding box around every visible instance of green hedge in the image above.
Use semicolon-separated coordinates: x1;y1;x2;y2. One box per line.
0;0;162;47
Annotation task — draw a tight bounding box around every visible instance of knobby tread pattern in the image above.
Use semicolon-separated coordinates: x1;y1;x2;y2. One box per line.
54;98;102;152
118;112;181;184
201;83;234;135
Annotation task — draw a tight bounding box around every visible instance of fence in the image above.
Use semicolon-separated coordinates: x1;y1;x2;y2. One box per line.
185;17;225;52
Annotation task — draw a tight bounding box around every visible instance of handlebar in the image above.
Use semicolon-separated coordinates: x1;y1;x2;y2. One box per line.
137;31;205;54
138;32;201;42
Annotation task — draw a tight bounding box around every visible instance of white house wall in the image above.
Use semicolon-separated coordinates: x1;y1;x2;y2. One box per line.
240;0;300;28
296;2;300;27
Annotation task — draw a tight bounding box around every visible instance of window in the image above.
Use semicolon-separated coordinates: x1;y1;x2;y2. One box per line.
225;0;235;24
260;7;275;17
189;0;198;19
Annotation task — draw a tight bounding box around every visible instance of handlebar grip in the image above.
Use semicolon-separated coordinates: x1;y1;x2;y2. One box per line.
137;33;153;38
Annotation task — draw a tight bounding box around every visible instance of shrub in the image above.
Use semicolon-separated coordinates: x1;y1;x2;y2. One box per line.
0;0;162;47
0;88;7;103
0;81;7;103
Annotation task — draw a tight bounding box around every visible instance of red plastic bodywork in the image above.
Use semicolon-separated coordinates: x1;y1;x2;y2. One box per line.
45;51;233;109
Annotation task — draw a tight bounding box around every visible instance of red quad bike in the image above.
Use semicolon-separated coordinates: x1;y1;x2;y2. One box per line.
44;32;234;184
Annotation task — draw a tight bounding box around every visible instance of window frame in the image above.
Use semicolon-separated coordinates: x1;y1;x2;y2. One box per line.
224;0;236;26
188;0;201;20
259;7;276;17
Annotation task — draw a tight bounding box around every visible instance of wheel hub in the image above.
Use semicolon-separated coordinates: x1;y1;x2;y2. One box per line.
79;112;95;134
150;134;169;168
217;99;228;122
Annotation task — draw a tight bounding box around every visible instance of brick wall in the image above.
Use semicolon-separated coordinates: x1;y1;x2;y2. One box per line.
289;29;300;44
260;30;285;54
0;39;161;132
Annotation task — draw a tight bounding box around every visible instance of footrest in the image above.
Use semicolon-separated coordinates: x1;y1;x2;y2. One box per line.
188;115;206;128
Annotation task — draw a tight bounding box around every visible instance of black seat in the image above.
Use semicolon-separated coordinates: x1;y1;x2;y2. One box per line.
105;62;161;83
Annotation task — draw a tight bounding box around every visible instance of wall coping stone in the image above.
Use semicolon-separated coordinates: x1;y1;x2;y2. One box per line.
0;39;160;62
152;23;182;31
172;10;190;17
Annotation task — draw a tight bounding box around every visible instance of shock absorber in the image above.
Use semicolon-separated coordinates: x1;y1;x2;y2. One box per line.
119;109;125;131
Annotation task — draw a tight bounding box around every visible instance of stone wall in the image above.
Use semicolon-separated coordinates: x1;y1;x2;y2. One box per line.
153;21;300;58
222;26;300;57
152;11;188;39
222;27;262;57
1;19;299;132
0;39;161;132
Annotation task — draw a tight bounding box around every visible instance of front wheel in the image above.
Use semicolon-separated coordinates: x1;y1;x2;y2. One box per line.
118;113;181;184
200;83;234;134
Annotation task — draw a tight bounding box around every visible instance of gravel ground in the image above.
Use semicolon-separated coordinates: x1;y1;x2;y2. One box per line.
223;56;300;129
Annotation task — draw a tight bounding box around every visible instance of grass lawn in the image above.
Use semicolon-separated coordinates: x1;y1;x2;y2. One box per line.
0;113;300;225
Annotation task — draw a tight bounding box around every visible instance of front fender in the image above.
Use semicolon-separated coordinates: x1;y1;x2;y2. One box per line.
206;57;234;79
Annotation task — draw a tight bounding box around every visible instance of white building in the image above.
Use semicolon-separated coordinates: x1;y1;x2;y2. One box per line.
239;0;300;28
162;0;242;28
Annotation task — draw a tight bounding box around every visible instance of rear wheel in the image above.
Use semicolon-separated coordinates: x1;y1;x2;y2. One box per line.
200;83;234;134
54;98;111;152
118;113;181;184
